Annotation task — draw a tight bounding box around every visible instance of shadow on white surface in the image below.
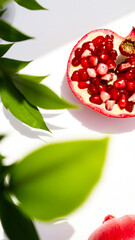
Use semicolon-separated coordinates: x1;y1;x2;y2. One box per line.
61;74;135;134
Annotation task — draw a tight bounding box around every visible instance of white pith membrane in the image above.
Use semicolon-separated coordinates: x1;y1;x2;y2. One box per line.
67;30;135;117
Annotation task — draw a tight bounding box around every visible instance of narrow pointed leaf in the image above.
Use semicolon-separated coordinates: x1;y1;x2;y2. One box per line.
1;76;49;131
14;0;47;10
11;75;77;109
0;1;9;8
0;197;39;240
14;73;49;83
0;8;6;17
0;43;14;57
0;58;31;73
0;19;33;42
10;138;108;221
0;135;5;141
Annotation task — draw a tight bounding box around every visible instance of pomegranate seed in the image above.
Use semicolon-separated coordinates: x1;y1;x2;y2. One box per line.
104;34;114;43
101;73;113;81
105;100;115;111
126;55;135;65
99;53;109;62
117;94;128;109
89;56;98;67
108;50;117;60
106;59;116;69
110;87;120;101
71;70;80;81
87;68;97;78
82;41;91;50
119;89;129;97
91;77;100;85
89;42;95;52
118;62;131;71
81;49;92;58
128;93;135;102
98;83;107;92
75;47;83;58
92;36;104;47
113;78;126;88
98;44;107;54
90;94;103;105
125;71;134;80
129;67;135;74
78;68;88;81
88;83;98;95
125;101;134;112
96;63;108;75
72;57;80;66
78;81;89;89
81;57;89;69
100;91;111;102
126;80;135;91
105;41;113;52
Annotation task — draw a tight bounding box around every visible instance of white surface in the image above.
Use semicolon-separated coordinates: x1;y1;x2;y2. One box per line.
1;0;135;239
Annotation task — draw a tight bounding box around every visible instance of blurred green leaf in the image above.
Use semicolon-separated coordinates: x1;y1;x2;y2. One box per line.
0;8;6;17
0;19;33;42
0;135;5;141
0;43;14;57
0;0;10;8
10;138;108;221
14;0;47;10
0;58;31;73
1;76;49;131
14;73;49;83
0;197;39;240
11;75;77;109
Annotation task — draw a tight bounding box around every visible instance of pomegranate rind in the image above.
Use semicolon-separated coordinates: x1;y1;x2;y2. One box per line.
67;29;135;118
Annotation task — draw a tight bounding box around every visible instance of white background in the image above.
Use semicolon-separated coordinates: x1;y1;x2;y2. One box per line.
1;0;135;239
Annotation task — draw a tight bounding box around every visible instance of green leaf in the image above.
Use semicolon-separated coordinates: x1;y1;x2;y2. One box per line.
0;135;5;141
11;75;77;109
0;58;31;73
0;8;6;17
0;197;39;240
10;138;108;221
0;43;14;57
0;19;33;42
14;0;47;10
0;0;10;8
14;73;49;83
1;75;49;131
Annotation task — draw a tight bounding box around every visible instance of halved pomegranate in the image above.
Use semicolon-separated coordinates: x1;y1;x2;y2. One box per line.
67;28;135;118
88;214;135;240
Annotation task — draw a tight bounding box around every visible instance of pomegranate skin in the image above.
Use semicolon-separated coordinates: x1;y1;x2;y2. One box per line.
88;215;135;240
67;28;135;118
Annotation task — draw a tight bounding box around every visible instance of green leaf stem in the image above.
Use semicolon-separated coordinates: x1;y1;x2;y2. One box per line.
14;0;47;11
1;76;49;131
0;197;39;240
10;138;108;221
0;19;33;42
11;75;77;109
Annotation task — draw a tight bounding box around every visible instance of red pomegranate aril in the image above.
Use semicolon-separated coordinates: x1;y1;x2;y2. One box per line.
71;70;80;81
81;57;89;69
129;67;135;74
96;63;108;75
126;80;135;91
104;34;114;43
72;57;80;66
98;83;107;92
91;76;100;85
101;73;113;81
114;78;126;88
125;101;134;112
105;41;113;51
117;94;128;109
98;44;107;54
118;62;131;71
88;83;98;95
125;71;134;80
81;49;92;58
126;55;135;65
89;56;98;67
105;100;115;111
74;47;83;58
128;93;135;102
99;53;109;62
78;68;88;81
103;215;115;223
87;68;97;78
106;59;116;69
82;41;91;50
108;50;118;60
78;81;89;89
110;87;121;101
92;35;104;47
100;91;111;102
90;94;103;105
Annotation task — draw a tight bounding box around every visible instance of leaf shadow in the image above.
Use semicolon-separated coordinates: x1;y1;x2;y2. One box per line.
61;74;135;134
35;220;75;240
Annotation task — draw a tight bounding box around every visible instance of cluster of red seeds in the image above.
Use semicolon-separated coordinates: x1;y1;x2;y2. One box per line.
71;34;135;112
